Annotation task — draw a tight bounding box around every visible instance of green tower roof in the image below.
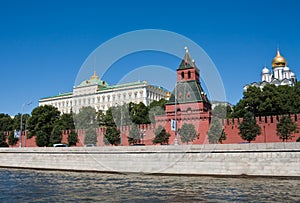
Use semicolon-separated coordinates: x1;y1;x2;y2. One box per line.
167;80;209;104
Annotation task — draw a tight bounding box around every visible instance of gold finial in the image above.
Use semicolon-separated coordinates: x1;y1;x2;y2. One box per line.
90;70;99;80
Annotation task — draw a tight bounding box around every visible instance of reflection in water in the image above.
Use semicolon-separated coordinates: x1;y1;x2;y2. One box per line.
0;169;299;202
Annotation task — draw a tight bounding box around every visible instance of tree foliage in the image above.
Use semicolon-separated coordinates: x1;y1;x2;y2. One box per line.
74;107;97;129
28;105;60;147
111;105;132;127
35;130;49;147
49;125;63;146
12;113;31;131
178;123;198;144
8;131;18;146
153;125;171;145
68;130;78;146
129;102;150;124
0;131;8;147
128;124;143;145
102;108;116;127
0;114;13;132
104;126;120;146
232;83;300;117
212;105;227;119
276;115;298;142
84;128;97;145
207;117;226;144
149;99;167;123
238;112;261;143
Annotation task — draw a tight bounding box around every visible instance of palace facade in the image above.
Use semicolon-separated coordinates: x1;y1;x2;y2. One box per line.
39;72;170;114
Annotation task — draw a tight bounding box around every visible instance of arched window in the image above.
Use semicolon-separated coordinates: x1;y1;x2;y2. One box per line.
181;72;184;79
188;71;191;78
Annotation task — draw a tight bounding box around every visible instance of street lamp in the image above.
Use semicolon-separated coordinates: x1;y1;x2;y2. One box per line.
115;103;122;146
174;82;179;145
19;101;32;148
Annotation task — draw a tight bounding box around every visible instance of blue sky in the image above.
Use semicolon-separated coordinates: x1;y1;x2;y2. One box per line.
1;0;300;116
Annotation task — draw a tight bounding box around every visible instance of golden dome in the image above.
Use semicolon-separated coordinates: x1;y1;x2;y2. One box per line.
272;49;287;68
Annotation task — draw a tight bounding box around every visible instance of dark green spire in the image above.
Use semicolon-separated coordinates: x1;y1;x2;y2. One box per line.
178;47;197;70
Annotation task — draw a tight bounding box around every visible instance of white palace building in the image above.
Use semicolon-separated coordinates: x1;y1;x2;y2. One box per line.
39;71;170;114
244;49;297;90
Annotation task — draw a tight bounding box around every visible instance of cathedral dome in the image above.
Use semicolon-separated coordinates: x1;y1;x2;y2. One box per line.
283;66;290;72
291;72;295;77
272;49;287;68
262;66;270;74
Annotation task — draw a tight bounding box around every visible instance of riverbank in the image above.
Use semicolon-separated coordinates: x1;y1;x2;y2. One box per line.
0;142;299;177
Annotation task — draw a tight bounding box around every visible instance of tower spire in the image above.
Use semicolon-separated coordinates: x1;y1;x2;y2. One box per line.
178;46;196;70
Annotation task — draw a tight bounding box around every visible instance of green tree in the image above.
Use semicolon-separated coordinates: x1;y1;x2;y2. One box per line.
276;115;298;142
207;117;224;144
68;130;78;146
0;131;8;147
12;113;30;131
49;125;63;146
35;130;49;147
74;106;97;129
103;107;116;127
84;128;97;145
178;123;198;144
149;99;167;123
28;105;60;147
57;113;75;130
129;102;150;124
128;124;142;145
112;105;132;127
218;129;227;144
153;125;171;145
97;110;106;127
212;104;227;119
232;83;300;117
238;112;261;143
104;126;120;145
8;131;18;146
0;113;13;132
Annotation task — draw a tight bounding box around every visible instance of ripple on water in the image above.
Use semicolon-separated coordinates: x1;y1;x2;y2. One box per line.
0;169;299;202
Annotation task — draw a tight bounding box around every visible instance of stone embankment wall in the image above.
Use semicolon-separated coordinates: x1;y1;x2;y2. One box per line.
0;142;299;177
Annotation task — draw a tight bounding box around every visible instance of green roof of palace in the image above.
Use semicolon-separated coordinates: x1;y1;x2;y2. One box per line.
99;81;148;90
40;92;73;100
40;70;169;101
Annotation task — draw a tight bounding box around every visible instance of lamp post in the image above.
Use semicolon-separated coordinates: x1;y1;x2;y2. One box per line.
174;83;179;145
19;101;32;148
115;103;122;146
120;105;122;146
24;118;29;147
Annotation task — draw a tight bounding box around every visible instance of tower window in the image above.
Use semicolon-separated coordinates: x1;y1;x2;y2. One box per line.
181;72;184;79
188;71;191;78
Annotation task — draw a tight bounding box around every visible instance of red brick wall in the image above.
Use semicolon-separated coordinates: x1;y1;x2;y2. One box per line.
5;114;300;148
223;114;300;143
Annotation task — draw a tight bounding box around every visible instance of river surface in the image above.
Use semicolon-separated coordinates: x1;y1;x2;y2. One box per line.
0;169;299;202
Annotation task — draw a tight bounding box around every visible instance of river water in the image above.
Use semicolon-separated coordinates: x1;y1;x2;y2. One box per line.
0;169;299;202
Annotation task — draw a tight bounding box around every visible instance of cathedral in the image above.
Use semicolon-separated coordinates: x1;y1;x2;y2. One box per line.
244;49;297;91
